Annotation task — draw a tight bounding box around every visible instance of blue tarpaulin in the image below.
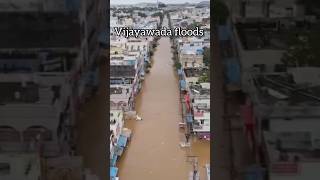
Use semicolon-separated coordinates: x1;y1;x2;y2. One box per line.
117;135;128;147
186;114;193;123
225;58;241;84
110;154;118;167
196;49;204;55
110;167;118;177
179;80;186;90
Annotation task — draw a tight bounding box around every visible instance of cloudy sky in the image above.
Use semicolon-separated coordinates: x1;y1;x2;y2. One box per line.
111;0;208;5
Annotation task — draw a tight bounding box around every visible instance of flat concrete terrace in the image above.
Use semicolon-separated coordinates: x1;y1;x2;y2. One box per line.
0;12;81;48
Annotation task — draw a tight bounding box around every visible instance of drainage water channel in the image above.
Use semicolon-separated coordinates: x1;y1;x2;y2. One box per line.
117;17;210;180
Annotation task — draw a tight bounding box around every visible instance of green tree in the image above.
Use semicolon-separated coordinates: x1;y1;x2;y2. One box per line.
174;62;182;70
198;71;210;83
138;12;147;17
187;22;200;29
151;12;162;17
282;29;320;67
158;2;167;8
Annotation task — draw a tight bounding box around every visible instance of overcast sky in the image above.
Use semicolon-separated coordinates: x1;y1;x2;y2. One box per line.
111;0;208;5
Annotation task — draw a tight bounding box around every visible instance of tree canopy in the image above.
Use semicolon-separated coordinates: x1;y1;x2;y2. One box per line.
158;2;167;8
282;28;320;67
138;12;147;18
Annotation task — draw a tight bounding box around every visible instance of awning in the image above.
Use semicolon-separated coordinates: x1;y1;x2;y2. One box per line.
185;114;193;123
179;80;186;90
110;167;118;177
117;135;128;147
110;154;118;167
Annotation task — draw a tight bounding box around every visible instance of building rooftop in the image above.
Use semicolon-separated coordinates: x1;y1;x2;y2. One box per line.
250;73;320;107
184;67;208;78
189;83;210;97
110;65;136;77
0;12;81;49
45;156;85;180
110;84;132;104
264;130;320;165
0;153;41;180
235;21;288;50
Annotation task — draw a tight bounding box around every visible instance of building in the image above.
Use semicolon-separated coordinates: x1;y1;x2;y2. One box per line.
0;0;106;179
179;48;204;68
190;83;210;138
0;153;41;180
233;0;305;18
110;110;131;179
240;67;320;180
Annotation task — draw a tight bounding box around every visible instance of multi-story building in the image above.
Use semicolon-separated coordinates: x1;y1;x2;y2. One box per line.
179;49;204;68
241;68;320;180
190;83;210;139
0;0;106;179
110;52;145;110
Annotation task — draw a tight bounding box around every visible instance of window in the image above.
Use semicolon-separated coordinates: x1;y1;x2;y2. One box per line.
110;79;122;85
110;87;122;94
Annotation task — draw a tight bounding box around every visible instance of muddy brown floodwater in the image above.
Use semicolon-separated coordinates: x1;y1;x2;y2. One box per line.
117;18;210;180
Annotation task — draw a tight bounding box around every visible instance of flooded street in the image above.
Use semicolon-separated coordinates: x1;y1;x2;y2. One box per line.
118;18;210;180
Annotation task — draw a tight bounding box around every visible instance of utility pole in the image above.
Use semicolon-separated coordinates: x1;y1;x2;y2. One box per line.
187;155;199;180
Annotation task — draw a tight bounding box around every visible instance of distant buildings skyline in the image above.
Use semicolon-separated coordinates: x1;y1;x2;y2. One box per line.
111;0;208;5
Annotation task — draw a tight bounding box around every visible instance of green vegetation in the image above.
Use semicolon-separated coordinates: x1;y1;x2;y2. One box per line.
158;2;167;8
187;22;202;29
151;12;162;17
282;28;320;67
138;12;147;17
174;61;182;70
198;72;210;83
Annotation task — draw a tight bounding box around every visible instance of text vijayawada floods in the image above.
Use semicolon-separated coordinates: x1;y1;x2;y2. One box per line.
113;27;204;38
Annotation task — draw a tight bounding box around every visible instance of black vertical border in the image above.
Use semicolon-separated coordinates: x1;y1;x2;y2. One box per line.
210;0;214;179
106;0;110;179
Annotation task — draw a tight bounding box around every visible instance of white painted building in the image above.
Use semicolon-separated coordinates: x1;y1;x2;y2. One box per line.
110;110;124;159
0;153;41;180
